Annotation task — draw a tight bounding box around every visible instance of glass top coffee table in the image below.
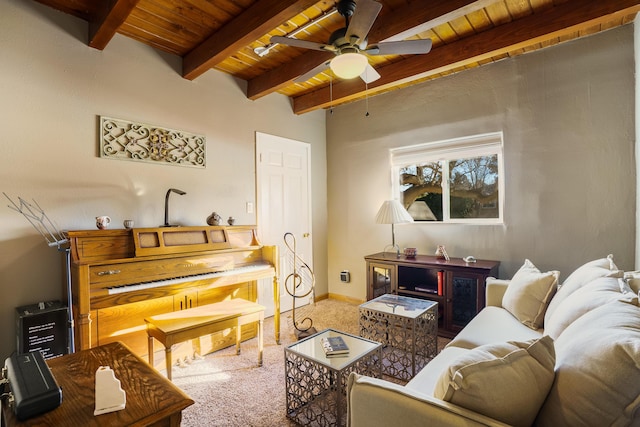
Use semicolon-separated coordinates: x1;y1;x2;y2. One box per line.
359;294;438;381
284;328;382;426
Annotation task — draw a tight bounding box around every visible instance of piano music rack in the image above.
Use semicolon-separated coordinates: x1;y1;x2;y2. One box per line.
133;225;262;257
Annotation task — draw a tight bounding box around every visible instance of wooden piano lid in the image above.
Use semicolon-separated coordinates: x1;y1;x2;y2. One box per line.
66;225;261;261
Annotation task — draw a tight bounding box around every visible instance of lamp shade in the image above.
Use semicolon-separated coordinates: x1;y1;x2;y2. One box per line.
330;53;368;79
375;200;414;224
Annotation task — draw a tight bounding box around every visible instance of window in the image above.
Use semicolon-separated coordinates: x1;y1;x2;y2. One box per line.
391;132;504;223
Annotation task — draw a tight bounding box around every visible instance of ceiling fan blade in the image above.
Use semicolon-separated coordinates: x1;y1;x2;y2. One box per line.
270;36;331;52
366;39;433;56
360;63;381;84
294;61;331;83
345;0;382;45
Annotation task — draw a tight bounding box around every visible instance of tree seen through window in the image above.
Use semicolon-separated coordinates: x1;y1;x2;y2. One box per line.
400;155;499;221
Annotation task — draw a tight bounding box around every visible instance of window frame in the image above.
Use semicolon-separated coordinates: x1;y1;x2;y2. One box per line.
390;132;505;224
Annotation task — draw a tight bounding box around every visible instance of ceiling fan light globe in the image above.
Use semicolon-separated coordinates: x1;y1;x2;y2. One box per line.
330;53;368;79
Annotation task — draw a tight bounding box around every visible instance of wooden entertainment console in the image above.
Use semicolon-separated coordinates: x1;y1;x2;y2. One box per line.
365;252;500;338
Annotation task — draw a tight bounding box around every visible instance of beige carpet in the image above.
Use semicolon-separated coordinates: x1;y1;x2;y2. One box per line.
171;299;449;427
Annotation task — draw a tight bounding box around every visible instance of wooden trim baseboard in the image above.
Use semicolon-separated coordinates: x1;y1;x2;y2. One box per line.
325;293;365;305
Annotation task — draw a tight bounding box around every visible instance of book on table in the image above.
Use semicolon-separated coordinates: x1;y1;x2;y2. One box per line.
321;336;349;357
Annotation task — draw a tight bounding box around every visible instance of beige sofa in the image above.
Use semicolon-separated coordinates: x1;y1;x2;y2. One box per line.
347;256;640;427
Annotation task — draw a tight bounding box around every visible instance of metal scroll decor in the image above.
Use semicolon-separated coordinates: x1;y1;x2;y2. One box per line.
99;116;206;168
284;232;316;337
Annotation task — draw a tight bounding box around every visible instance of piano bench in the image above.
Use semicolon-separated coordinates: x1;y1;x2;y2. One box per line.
144;298;265;380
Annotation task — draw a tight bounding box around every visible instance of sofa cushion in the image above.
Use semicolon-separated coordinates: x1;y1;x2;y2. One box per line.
434;336;555;427
544;255;622;325
536;301;640;427
545;276;639;339
406;346;470;397
448;306;542;350
502;259;559;329
347;373;509;427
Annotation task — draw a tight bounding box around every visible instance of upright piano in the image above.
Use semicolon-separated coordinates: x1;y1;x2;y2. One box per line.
66;225;279;360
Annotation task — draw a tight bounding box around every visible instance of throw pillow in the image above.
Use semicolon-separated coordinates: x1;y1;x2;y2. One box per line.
623;270;640;296
544;277;638;339
544;255;622;325
434;335;555;427
536;301;640;427
502;259;559;329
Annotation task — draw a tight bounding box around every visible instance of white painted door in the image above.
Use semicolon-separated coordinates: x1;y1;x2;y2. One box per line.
256;132;313;317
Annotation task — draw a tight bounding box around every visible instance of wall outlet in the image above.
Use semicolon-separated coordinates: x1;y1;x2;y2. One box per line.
340;270;350;283
246;202;254;213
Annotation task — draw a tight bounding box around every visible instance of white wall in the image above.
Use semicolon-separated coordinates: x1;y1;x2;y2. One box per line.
0;0;326;360
327;24;636;302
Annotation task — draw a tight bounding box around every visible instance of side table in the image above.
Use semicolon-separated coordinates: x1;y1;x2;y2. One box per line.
284;328;382;426
1;341;193;426
359;294;438;381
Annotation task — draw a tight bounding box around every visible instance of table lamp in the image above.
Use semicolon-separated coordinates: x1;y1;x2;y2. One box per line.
375;200;414;257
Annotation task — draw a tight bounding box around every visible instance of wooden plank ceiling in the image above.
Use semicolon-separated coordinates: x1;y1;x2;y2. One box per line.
31;0;640;114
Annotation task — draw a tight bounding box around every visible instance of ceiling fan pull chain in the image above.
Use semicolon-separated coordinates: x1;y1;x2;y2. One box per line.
365;78;370;117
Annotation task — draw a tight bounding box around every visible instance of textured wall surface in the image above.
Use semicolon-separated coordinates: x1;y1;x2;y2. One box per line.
326;24;636;302
0;0;327;360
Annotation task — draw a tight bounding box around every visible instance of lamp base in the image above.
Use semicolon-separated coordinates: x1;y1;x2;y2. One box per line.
382;244;401;258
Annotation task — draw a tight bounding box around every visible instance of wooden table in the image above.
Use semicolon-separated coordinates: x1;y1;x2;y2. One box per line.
145;298;265;380
1;342;194;426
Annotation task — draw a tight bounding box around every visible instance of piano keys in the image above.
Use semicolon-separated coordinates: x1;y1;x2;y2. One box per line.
65;225;279;360
106;263;273;295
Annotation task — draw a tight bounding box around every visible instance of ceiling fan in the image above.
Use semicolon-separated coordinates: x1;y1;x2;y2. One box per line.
271;0;432;84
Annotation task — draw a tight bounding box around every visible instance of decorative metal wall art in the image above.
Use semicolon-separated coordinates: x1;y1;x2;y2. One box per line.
99;116;206;168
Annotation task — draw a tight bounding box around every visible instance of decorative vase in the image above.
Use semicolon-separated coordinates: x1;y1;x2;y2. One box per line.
404;247;417;258
227;216;235;226
96;216;111;230
206;212;222;226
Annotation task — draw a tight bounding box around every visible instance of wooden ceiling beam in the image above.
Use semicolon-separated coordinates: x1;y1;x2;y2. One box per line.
372;0;496;43
293;0;640;114
246;0;492;100
88;0;140;50
182;0;319;80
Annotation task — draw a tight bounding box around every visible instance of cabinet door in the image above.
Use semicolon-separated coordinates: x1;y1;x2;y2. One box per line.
367;262;396;300
446;271;486;333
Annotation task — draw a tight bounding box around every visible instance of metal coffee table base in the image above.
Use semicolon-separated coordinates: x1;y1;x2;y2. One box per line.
284;329;382;426
359;295;438;381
